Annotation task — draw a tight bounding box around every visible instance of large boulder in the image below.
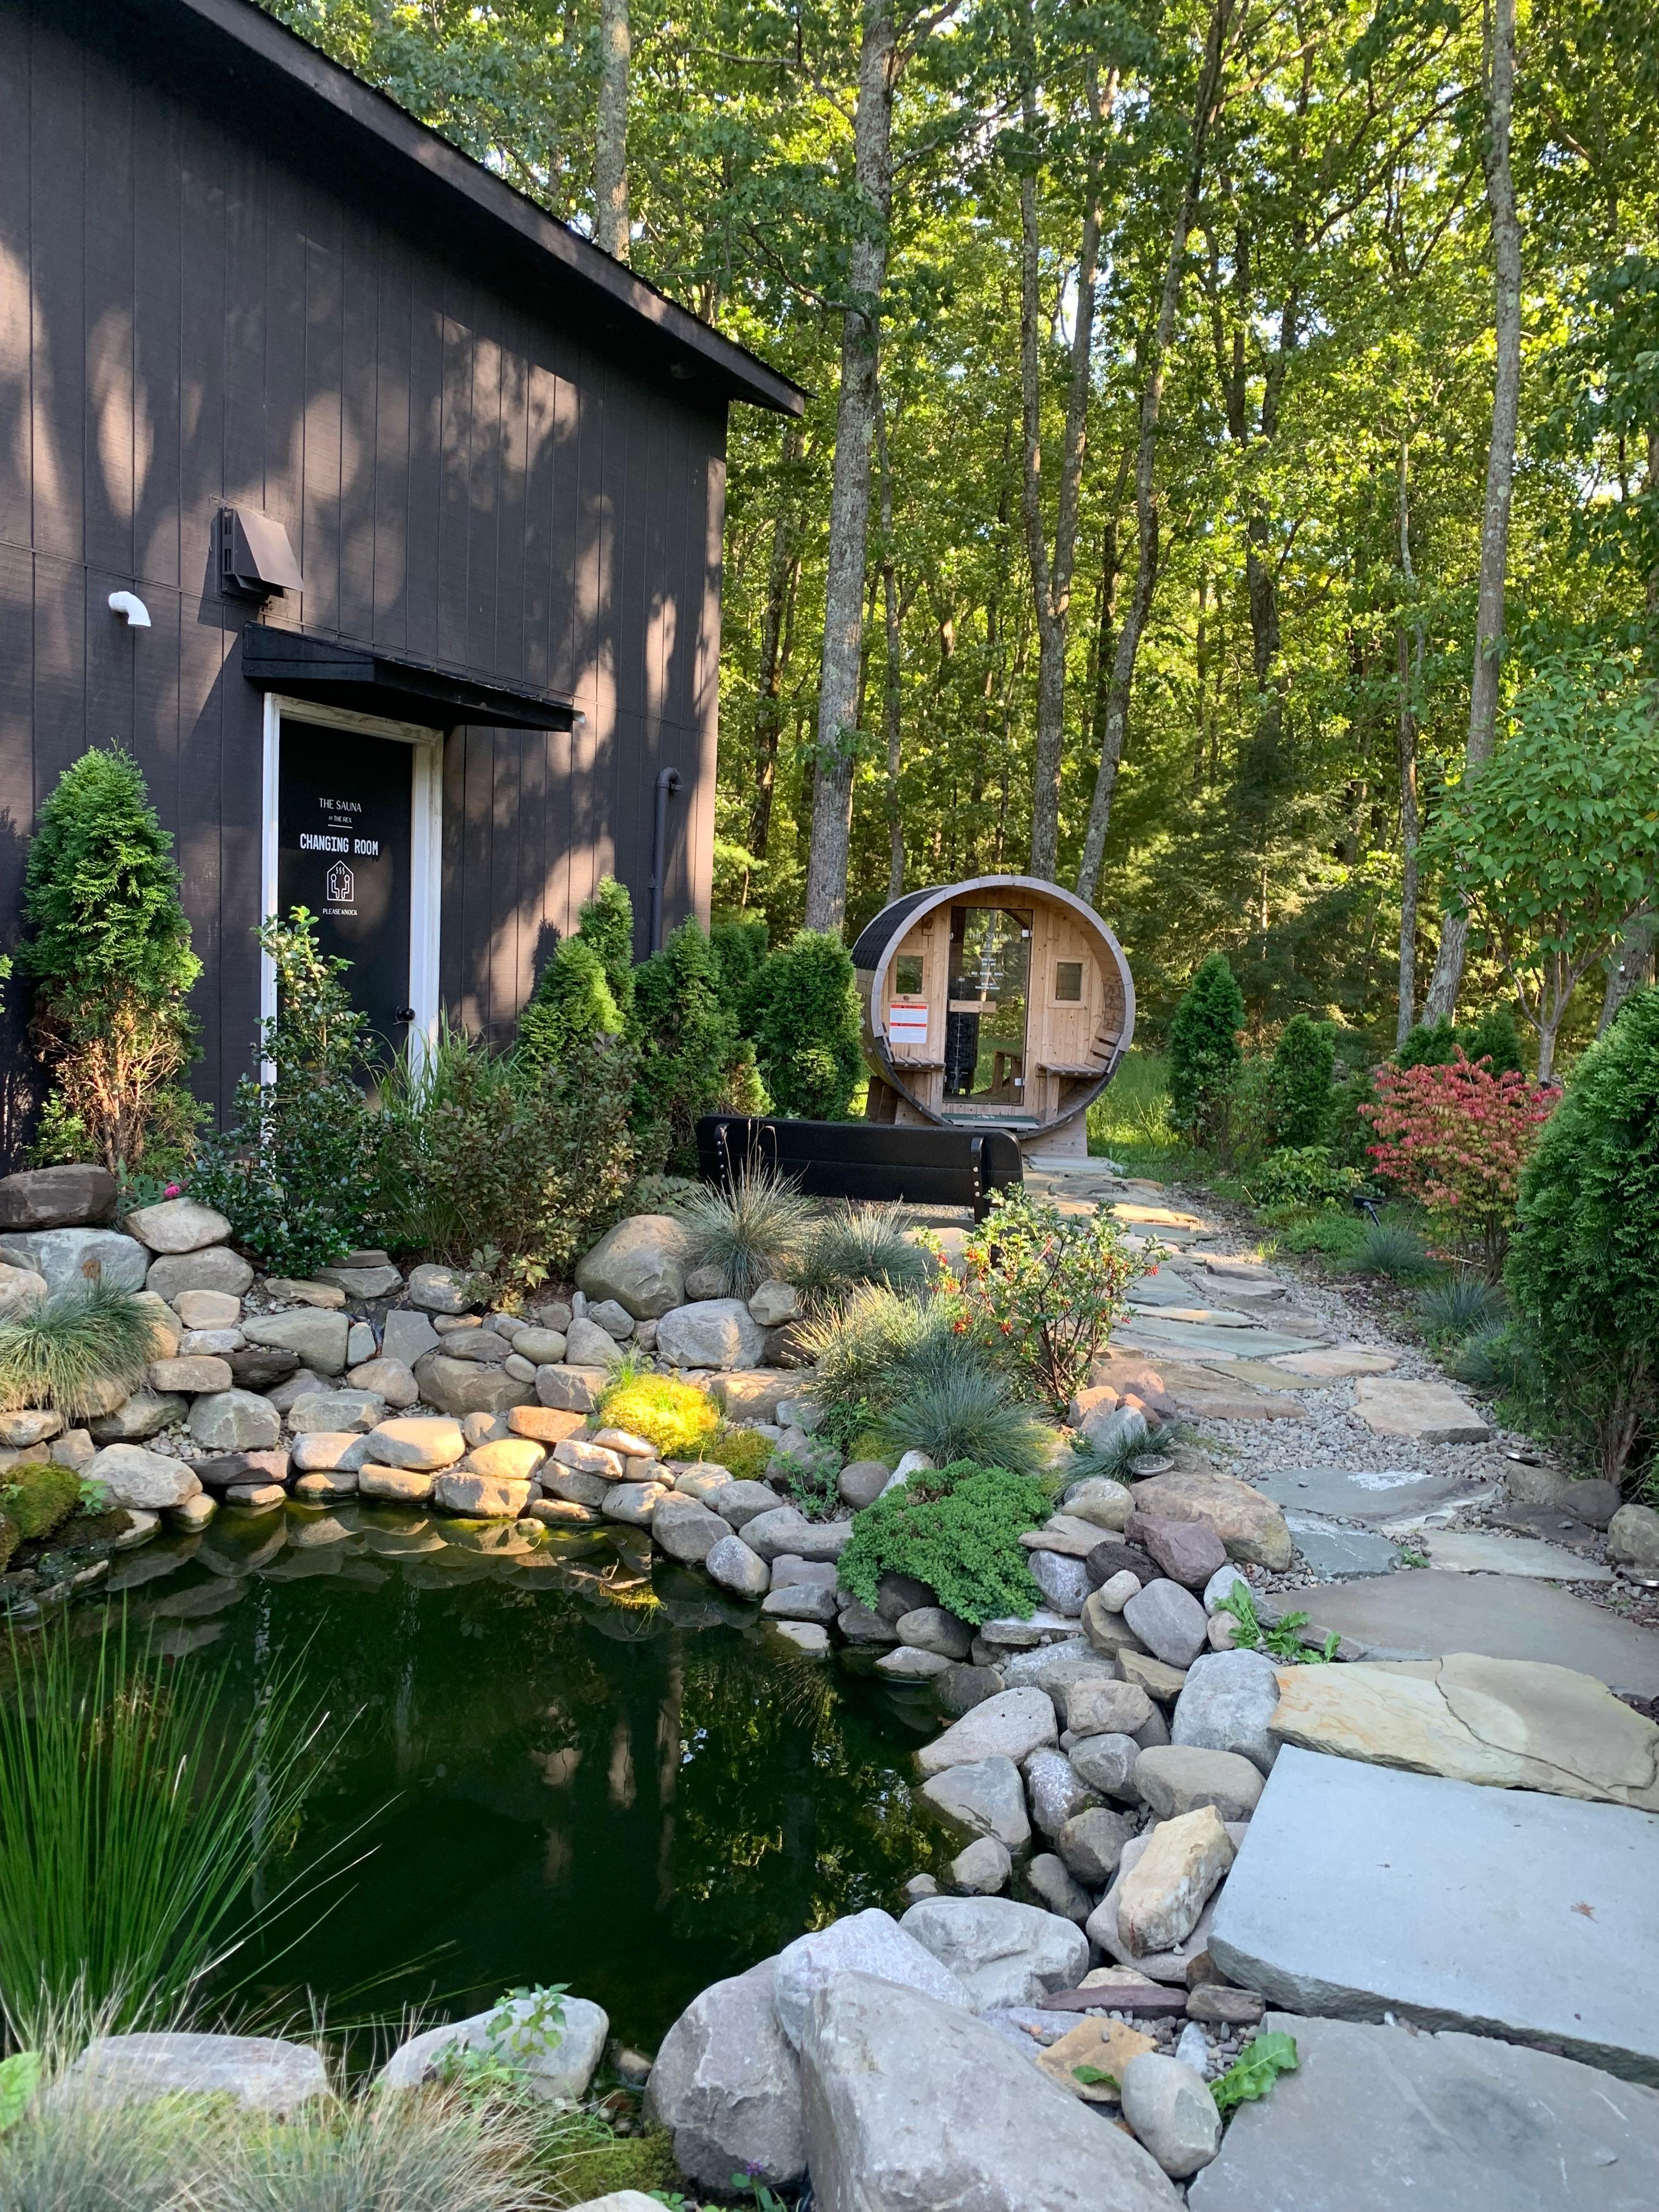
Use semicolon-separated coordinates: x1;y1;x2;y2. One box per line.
656;1299;766;1372
1128;1471;1293;1573
1609;1504;1659;1573
772;1909;973;2047
87;1443;201;1510
188;1391;283;1453
380;1996;607;2101
1172;1649;1283;1775
899;1895;1088;2008
576;1214;692;1320
0;1262;48;1321
916;1687;1058;1776
0;1227;148;1296
88;1390;188;1443
123;1198;232;1254
798;1973;1178;2212
1134;1745;1265;1822
919;1756;1032;1850
644;1958;805;2188
147;1246;255;1300
413;1351;534;1418
0;1163;117;1230
652;1494;730;1565
1124;1579;1209;1668
241;1309;350;1377
63;2032;325;2114
740;1508;852;1564
1120;2052;1222;2180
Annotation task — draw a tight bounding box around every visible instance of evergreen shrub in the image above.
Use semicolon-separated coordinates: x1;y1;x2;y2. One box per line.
574;874;637;1019
191;910;392;1278
629;917;745;1169
1506;987;1659;1481
836;1460;1049;1626
1269;1015;1336;1146
1167;954;1244;1145
746;929;862;1120
710;915;770;1017
517;939;622;1067
19;749;202;1175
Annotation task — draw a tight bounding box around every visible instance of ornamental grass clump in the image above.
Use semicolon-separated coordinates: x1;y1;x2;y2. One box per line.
877;1368;1053;1480
796;1201;935;1309
836;1460;1049;1626
960;1188;1156;1413
795;1284;973;1453
1362;1052;1555;1276
0;1281;161;1416
0;1619;336;2041
677;1166;815;1297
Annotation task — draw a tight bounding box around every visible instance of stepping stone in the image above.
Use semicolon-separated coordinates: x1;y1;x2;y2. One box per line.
1482;1502;1606;1556
1201;1357;1325;1390
1268;1654;1659;1809
1304;1570;1659;1697
1269;1345;1399;1379
1210;1747;1659;2084
1119;1318;1331;1359
1187;2010;1659;2211
1252;1465;1491;1527
1351;1377;1490;1443
1109;1203;1218;1232
1285;1513;1401;1579
1423;1531;1612;1582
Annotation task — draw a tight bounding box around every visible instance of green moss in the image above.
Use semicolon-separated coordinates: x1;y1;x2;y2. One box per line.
707;1424;774;1482
0;1511;16;1573
599;1372;720;1460
837;1459;1048;1626
539;2119;680;2207
1;1462;82;1541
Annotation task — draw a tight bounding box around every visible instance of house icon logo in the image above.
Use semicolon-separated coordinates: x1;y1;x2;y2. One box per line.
325;860;355;904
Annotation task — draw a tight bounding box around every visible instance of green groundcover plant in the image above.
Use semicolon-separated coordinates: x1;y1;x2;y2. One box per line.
836;1459;1049;1626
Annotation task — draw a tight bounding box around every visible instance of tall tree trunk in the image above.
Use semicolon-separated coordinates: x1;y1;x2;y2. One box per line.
1075;0;1232;904
804;0;896;932
748;425;804;861
877;392;905;900
596;0;631;259
1395;441;1425;1046
1424;0;1521;1020
1020;57;1111;880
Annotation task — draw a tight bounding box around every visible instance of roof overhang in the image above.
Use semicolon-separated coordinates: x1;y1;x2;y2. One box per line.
114;0;804;418
240;627;577;732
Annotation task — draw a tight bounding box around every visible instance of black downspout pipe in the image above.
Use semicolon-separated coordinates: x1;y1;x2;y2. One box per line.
648;766;682;952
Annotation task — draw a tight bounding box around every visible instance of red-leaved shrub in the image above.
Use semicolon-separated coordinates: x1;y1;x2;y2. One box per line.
1362;1051;1555;1276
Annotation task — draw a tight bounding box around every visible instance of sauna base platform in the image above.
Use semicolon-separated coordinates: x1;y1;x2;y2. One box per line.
866;1079;1090;1160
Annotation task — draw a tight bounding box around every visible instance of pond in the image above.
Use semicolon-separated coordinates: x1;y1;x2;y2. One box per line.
96;1501;953;2051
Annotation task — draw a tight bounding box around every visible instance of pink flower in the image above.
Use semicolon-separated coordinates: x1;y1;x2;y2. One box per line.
164;1183;181;1198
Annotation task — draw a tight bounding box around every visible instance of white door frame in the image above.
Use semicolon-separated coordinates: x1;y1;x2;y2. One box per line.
261;691;444;1069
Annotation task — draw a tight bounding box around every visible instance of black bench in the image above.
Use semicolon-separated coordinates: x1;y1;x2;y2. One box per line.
696;1114;1024;1222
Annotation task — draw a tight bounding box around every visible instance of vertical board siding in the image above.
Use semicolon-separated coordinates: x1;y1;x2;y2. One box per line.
0;0;726;1152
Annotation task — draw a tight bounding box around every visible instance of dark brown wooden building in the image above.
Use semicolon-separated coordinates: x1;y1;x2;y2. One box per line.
0;0;799;1146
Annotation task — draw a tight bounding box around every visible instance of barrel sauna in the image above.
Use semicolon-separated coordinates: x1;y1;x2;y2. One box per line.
852;877;1136;1159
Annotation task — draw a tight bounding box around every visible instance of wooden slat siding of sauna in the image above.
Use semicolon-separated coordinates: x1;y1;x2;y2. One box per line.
29;4;84;567
371;229;412;651
82;60;136;582
495;310;529;687
337;209;379;647
0;10;30;552
222;132;267;524
523;359;557;697
436;286;474;669
0;545;35;1146
255;154;306;631
300;185;345;640
404;286;443;664
465;313;503;679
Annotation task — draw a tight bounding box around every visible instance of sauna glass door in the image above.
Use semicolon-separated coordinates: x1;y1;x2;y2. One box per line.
944;906;1032;1107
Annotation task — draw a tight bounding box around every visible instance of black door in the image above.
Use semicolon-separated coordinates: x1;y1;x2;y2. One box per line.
277;719;414;1057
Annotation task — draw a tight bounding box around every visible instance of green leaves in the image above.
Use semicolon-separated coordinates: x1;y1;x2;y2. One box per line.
1071;2063;1119;2087
1211;2030;1299;2114
836;1458;1050;1626
0;2051;41;2133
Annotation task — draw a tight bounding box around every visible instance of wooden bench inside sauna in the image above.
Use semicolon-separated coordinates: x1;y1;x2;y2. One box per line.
851;876;1136;1159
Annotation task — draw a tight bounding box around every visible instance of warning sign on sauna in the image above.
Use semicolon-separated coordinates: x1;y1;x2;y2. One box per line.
889;998;929;1046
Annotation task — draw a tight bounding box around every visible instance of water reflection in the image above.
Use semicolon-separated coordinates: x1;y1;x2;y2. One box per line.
86;1503;951;2047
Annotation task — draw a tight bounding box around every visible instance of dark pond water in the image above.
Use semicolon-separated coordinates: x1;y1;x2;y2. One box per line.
94;1502;953;2050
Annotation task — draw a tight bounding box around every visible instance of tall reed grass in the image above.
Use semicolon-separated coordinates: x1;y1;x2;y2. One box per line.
0;1618;338;2042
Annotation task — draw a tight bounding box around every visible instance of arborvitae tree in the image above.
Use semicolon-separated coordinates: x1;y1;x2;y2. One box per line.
1269;1014;1336;1147
629;916;743;1167
20;749;201;1175
575;875;636;1019
1167;954;1244;1144
746;929;862;1119
1463;1005;1526;1074
711;915;770;1020
517;938;623;1066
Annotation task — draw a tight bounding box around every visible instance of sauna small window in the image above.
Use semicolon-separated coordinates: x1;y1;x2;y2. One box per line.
894;954;924;995
1053;961;1084;1003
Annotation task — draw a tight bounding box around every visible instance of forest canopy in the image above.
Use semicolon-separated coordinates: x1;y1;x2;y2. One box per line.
262;0;1659;1064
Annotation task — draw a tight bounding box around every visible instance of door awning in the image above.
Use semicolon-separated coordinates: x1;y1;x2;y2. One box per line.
241;626;578;732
